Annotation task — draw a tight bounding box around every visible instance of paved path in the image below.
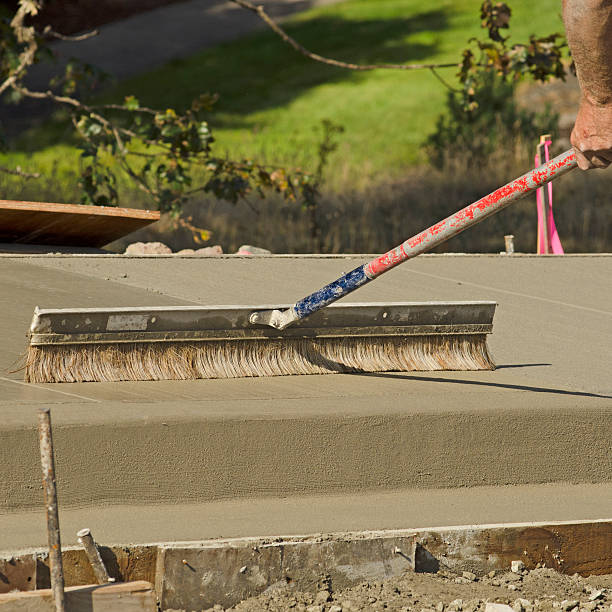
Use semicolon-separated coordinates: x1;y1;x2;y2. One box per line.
3;0;342;135
32;0;343;84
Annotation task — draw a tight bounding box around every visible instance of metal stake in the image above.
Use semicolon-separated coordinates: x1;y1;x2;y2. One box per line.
77;528;113;584
38;407;65;612
537;135;552;254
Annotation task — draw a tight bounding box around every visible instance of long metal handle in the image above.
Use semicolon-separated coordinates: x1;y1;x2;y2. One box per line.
251;150;577;329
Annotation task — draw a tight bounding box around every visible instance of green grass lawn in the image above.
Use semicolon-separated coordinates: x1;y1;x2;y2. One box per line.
2;0;564;196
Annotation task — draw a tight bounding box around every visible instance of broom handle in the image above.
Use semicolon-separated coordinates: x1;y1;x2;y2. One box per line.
291;149;577;320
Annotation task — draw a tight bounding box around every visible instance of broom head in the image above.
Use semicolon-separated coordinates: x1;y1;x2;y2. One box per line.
25;302;496;383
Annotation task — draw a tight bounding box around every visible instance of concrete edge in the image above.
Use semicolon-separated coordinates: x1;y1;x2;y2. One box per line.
1;253;611;259
2;519;611;609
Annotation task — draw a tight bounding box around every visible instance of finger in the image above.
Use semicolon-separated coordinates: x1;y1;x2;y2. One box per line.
585;152;610;169
572;146;593;170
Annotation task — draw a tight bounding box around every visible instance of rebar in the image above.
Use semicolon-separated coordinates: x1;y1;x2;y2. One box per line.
77;528;112;584
38;407;65;612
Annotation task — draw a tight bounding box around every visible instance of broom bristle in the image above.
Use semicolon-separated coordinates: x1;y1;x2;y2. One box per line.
25;335;494;383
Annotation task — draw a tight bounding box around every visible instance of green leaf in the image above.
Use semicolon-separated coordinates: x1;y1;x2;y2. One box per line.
124;95;140;111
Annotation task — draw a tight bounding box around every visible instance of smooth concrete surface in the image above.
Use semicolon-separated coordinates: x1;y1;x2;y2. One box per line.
0;255;611;549
3;483;612;551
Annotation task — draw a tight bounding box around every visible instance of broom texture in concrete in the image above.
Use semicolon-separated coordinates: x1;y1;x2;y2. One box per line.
0;254;610;550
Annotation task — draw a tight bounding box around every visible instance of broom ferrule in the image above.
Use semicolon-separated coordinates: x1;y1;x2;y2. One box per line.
249;307;298;329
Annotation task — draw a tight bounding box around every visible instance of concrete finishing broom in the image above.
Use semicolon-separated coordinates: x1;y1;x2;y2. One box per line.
25;150;577;383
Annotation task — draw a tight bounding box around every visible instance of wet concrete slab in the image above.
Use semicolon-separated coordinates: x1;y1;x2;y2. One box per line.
3;483;611;552
0;254;610;548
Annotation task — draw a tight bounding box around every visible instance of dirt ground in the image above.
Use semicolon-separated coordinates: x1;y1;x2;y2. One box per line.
194;567;612;612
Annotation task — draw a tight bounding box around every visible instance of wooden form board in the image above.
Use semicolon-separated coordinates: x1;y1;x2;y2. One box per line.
2;520;610;609
0;200;160;248
0;581;156;611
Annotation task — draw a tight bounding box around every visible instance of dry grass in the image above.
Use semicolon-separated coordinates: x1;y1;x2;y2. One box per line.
110;152;612;254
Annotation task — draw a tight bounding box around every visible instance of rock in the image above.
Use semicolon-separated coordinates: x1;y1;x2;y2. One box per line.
463;571;478;582
341;600;358;612
561;601;579;611
236;244;271;255
506;573;522;583
437;603;445;612
328;606;343;612
306;606;322;612
513;598;533;612
508;584;518;591
464;600;481;612
314;590;331;604
125;241;172;255
486;605;515;612
195;245;223;255
489;571;497;578
512;561;526;573
581;603;598;612
448;599;464;611
588;591;604;601
455;577;473;584
177;248;195;254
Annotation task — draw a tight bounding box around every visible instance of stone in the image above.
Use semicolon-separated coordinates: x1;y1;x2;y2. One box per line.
437;603;445;612
561;601;579;611
506;573;522;583
463;571;477;582
486;605;515;612
329;606;343;612
315;590;331;604
588;591;604;602
513;598;533;612
581;603;598;612
508;584;518;591
464;600;481;612
195;245;223;255
448;599;464;611
125;241;172;255
236;244;271;255
176;248;196;255
489;571;497;578
511;561;526;573
306;606;323;612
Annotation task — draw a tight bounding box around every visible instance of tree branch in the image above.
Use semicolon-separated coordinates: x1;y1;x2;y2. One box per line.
229;0;459;71
43;26;99;41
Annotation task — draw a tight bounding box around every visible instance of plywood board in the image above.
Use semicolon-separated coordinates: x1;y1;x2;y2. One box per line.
0;200;159;247
0;580;156;611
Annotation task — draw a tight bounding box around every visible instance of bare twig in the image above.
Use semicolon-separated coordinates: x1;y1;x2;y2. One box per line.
43;26;99;41
229;0;459;71
429;67;461;92
0;164;41;178
94;103;157;115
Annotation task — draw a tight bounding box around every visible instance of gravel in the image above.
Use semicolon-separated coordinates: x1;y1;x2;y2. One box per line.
192;567;612;612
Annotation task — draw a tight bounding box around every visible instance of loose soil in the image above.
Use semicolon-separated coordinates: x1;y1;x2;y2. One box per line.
197;567;612;612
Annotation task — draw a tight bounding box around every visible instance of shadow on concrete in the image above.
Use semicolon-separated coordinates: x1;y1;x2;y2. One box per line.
356;372;612;400
495;363;552;369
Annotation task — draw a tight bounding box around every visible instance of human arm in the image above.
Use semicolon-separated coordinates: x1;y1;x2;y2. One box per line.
563;0;612;169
